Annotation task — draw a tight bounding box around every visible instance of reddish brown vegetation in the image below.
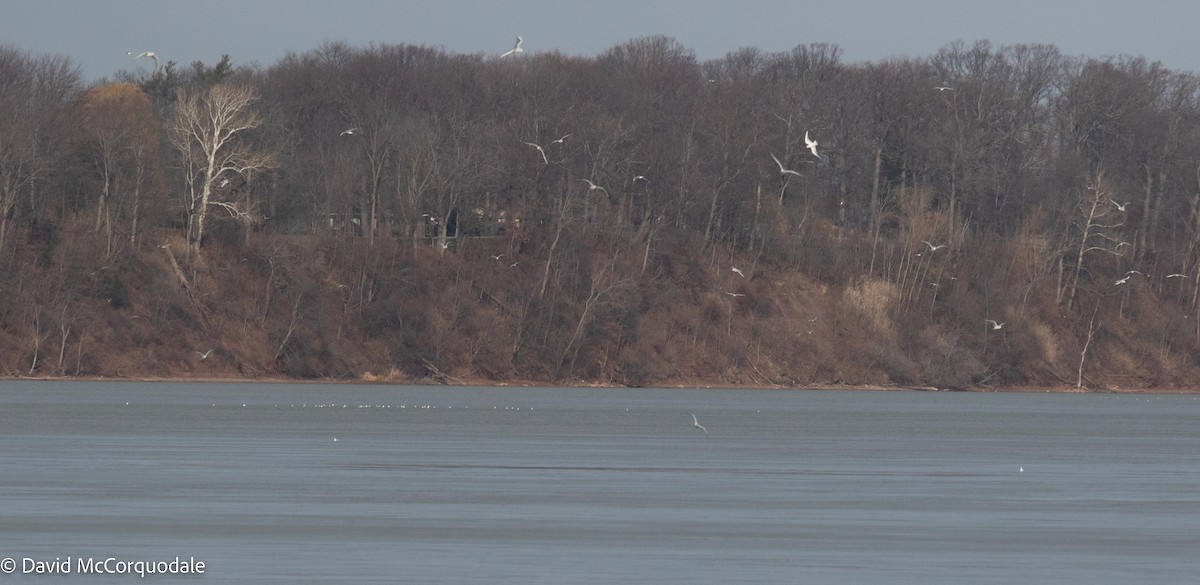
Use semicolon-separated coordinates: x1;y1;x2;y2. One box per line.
2;212;1199;391
3;39;1200;390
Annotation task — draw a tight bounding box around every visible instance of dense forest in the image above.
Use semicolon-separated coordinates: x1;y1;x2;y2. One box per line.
3;37;1200;390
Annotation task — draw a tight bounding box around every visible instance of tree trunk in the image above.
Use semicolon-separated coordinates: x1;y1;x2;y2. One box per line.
1077;304;1100;389
540;214;564;298
868;146;883;275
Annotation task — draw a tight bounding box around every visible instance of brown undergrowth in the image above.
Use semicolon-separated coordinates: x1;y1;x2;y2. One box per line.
2;217;1199;392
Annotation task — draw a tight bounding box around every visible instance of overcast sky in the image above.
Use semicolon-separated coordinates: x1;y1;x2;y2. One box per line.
5;0;1199;81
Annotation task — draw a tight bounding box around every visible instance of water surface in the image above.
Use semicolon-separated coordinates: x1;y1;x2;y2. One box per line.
2;381;1198;584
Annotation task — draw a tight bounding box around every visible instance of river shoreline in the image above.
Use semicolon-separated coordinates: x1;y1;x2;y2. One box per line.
2;374;1196;394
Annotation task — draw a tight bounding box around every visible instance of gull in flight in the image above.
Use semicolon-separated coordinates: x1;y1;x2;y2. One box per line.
633;175;648;182
934;86;955;91
1166;273;1188;279
689;413;709;439
770;153;803;177
340;128;359;136
1111;199;1130;211
523;141;548;164
550;134;571;145
804;131;821;159
725;292;745;297
196;349;214;360
128;51;159;70
580;179;607;194
1115;270;1144;285
500;35;524;57
922;241;947;252
985;319;1004;330
491;254;505;260
731;267;745;278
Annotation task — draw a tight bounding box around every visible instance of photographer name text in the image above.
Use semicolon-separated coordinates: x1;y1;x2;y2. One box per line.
2;556;205;578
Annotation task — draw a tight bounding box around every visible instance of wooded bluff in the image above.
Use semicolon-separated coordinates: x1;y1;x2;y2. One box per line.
2;37;1199;390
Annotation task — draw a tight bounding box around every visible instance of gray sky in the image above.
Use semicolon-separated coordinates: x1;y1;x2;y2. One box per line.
5;0;1199;81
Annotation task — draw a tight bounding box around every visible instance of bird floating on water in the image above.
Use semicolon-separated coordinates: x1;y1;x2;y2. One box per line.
500;35;524;57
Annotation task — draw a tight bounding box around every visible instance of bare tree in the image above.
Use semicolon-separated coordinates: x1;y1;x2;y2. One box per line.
169;83;275;255
77;83;162;253
1064;170;1128;311
0;47;80;256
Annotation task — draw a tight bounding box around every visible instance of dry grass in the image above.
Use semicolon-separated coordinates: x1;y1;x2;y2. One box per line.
3;216;1200;391
842;276;899;342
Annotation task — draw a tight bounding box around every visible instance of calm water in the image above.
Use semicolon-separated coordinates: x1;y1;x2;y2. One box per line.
1;381;1198;584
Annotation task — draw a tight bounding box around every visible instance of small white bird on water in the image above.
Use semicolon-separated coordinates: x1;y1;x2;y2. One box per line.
804;131;821;159
689;412;709;439
770;153;803;177
500;35;524;57
985;319;1004;330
